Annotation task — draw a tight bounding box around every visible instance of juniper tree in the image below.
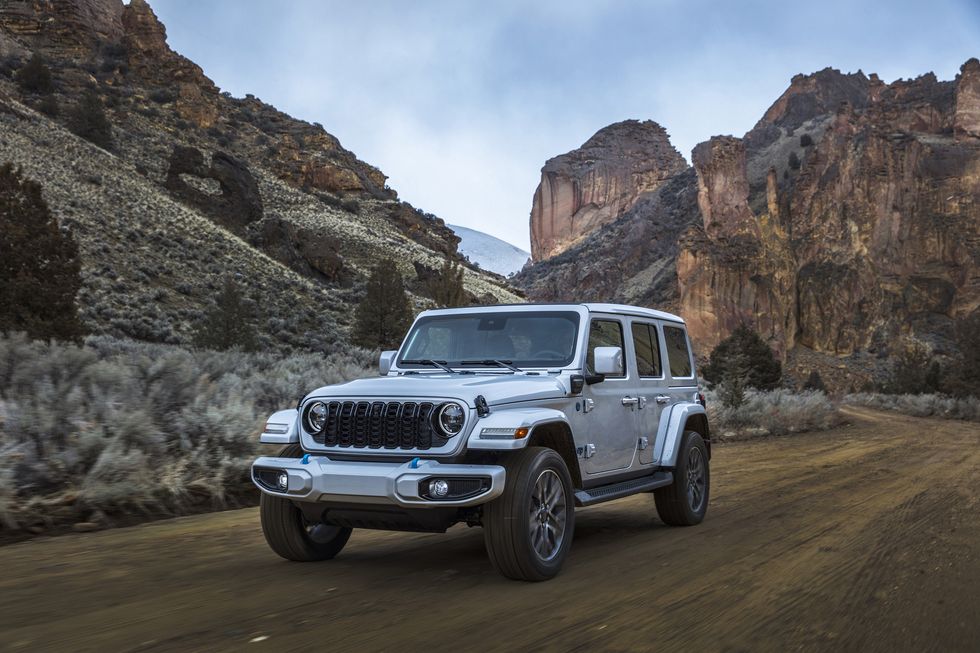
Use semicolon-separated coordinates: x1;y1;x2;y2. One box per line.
426;258;466;308
68;89;113;150
193;276;258;351
15;53;53;95
0;163;84;341
352;259;413;350
701;324;782;391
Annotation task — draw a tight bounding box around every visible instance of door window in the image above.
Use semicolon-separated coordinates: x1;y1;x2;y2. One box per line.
631;322;663;378
586;319;625;377
663;325;693;378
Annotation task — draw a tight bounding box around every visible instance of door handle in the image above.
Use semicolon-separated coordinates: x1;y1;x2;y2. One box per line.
656;395;671;405
621;397;639;407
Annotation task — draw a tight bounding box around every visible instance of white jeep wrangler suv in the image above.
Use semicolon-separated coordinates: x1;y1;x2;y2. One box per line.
252;303;710;581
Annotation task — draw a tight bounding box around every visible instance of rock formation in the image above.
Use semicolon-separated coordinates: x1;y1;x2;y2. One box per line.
529;120;686;260
517;63;980;386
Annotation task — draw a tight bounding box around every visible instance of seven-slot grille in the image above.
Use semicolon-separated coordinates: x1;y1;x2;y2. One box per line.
306;400;449;450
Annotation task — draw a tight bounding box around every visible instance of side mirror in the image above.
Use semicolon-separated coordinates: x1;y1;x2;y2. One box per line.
379;350;398;375
593;346;623;376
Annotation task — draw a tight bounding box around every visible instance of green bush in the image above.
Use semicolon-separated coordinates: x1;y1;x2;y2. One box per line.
944;312;980;398
193;277;259;351
426;258;467;308
701;324;782;391
15;54;53;95
881;340;941;395
0;163;84;341
67;89;114;150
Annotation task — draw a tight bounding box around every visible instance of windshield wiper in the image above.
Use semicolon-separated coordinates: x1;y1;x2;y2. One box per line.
461;359;524;373
400;359;458;374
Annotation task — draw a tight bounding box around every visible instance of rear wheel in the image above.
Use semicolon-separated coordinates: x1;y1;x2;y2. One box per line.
259;444;352;561
654;431;710;526
483;447;575;581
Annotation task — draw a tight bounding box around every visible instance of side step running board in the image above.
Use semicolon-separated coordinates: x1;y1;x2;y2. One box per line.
574;471;674;507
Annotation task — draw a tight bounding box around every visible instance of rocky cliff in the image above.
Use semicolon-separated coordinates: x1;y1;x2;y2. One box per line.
516;62;980;386
529;120;687;260
0;0;517;350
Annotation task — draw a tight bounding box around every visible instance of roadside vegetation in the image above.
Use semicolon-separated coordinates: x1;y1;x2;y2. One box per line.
0;333;373;538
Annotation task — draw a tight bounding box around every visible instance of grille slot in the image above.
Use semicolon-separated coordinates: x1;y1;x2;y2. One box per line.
309;400;450;450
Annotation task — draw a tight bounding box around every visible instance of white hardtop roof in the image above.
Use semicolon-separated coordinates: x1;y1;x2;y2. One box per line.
418;303;685;325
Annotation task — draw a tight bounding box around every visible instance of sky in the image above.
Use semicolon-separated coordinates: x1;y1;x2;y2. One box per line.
148;0;980;251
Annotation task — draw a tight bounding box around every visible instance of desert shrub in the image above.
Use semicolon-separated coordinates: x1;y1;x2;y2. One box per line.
149;88;176;104
881;340;941;395
708;389;842;438
192;277;258;351
0;333;374;533
843;393;980;422
800;133;813;147
802;370;826;392
37;94;59;117
426;258;467;308
352;259;414;350
701;325;782;391
944;312;980;398
15;53;53;94
67;89;114;150
0;164;85;341
340;198;360;213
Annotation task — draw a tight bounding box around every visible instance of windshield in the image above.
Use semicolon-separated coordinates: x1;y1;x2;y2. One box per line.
398;311;580;369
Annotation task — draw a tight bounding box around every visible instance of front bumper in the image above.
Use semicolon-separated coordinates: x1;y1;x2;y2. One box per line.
251;455;506;508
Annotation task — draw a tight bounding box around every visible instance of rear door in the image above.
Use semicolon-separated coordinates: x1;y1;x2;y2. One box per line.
661;322;699;410
581;315;640;475
630;319;669;465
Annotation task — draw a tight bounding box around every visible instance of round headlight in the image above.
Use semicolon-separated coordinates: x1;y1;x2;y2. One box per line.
307;401;327;432
436;402;465;436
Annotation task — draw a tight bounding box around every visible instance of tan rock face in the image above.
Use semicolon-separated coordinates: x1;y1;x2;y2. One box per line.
529;120;686;261
0;0;123;54
691;137;759;239
955;58;980;138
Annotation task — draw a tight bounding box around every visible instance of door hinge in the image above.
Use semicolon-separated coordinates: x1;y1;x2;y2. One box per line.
583;398;595;413
638;395;648;409
638;436;649;450
581;443;596;459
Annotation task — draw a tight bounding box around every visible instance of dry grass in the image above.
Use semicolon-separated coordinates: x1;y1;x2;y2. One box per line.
0;333;373;536
842;393;980;422
707;389;844;440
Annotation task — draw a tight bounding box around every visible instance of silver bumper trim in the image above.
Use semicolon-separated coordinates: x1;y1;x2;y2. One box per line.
251;455;506;508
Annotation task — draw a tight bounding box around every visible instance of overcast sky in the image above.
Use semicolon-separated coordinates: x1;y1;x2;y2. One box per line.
149;0;980;251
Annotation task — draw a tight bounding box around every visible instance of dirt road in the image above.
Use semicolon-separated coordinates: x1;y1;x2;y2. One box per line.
2;407;978;652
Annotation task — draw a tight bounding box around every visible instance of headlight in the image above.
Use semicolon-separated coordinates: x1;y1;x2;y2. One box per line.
306;401;327;432
435;402;465;436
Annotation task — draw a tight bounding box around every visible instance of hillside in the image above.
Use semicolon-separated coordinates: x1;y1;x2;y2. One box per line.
515;62;980;388
0;0;519;352
450;224;530;276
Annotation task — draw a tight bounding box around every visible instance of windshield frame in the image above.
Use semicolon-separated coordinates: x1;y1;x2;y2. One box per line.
395;310;582;371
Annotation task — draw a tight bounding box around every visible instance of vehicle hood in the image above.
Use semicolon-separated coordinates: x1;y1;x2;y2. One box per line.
306;373;569;407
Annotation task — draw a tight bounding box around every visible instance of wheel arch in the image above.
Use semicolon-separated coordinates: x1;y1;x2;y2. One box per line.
683;413;711;459
528;421;583;489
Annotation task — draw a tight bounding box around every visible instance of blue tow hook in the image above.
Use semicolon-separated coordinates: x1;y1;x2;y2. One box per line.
301;454;311;465
409;457;421;469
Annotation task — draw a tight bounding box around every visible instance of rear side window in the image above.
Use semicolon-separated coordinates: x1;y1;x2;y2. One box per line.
663;325;693;378
586;319;625;377
631;322;662;377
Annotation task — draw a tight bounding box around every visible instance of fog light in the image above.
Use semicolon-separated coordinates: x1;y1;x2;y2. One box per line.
277;472;288;490
429;479;450;498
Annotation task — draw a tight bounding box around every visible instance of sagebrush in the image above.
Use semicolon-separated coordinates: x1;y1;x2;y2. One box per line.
706;388;843;439
0;333;373;534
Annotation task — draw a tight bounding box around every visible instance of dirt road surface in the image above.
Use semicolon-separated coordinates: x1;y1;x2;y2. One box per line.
2;407;978;652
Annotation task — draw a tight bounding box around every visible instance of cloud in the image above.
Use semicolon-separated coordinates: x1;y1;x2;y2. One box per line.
151;0;980;251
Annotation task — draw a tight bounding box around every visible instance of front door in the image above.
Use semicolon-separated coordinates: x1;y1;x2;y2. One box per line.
582;316;640;474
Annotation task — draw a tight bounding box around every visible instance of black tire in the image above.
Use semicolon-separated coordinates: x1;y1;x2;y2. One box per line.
259;444;352;561
655;431;710;526
483;447;575;581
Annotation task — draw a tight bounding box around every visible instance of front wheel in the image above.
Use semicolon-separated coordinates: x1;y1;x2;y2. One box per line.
259;444;352;561
654;431;710;526
483;447;575;581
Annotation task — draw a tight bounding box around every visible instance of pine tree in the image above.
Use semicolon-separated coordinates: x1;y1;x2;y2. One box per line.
68;89;113;150
0;163;84;341
717;352;749;409
15;53;53;95
192;276;258;351
802;370;827;392
352;259;414;350
426;258;466;308
702;324;782;390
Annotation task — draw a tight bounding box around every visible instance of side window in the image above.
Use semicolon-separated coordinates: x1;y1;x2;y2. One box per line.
631;322;662;378
586;319;625;377
663;325;693;378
